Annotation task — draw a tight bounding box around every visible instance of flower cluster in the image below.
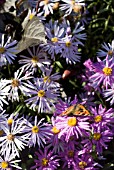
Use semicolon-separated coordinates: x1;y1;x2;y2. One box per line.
0;0;114;169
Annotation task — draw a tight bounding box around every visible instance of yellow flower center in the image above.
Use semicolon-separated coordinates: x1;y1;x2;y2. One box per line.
51;37;58;43
68;150;74;158
1;161;8;169
44;0;49;5
73;4;82;13
67;117;77;126
0;47;5;54
43;76;51;83
32;126;39;133
7;134;15;141
11;79;19;87
102;67;112;76
93;133;101;140
52;126;60;134
94;115;102;123
66;41;71;47
0;130;4;136
41;158;48;166
53;2;59;10
31;56;39;65
108;50;113;56
29;13;35;20
7;118;13;125
71;0;75;6
79;161;87;169
38;90;45;97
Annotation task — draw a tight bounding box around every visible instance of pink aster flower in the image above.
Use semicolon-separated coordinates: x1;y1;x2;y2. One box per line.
85;56;114;89
55;116;90;142
90;104;114;130
31;147;60;170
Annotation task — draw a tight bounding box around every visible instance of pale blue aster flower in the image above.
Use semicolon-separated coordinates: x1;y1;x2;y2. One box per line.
0;151;22;169
97;40;114;58
19;46;51;74
0;34;18;66
60;34;81;64
60;0;85;16
24;116;52;147
42;19;65;60
1;68;33;102
25;78;60;113
39;0;59;17
0;118;29;157
103;83;114;105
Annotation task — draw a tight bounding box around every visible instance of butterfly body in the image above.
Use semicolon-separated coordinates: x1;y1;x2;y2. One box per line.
60;104;90;116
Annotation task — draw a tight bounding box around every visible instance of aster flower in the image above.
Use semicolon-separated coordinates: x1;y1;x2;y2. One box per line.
75;149;101;170
90;104;114;129
60;0;85;16
31;147;60;170
73;21;87;46
87;56;114;89
55;115;90;142
19;46;51;74
0;34;18;66
91;126;113;154
24;116;52;147
25;78;60;113
0;117;29;157
97;40;114;58
42;19;65;60
0;83;9;110
103;83;114;105
0;151;22;169
47;116;65;153
78;92;95;107
60;34;81;64
1;68;33;102
60;141;79;169
39;0;59;17
54;95;78;116
39;66;61;87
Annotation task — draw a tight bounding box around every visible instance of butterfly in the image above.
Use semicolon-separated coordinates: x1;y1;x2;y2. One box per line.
60;104;91;117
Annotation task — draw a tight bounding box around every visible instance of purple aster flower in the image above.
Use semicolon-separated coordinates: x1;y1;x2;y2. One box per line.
24;116;52;147
75;149;102;170
91;126;113;154
103;83;114;105
55;115;90;142
0;34;18;66
19;46;51;74
25;78;60;113
31;147;60;170
90;104;114;129
47;116;65;153
54;95;78;116
59;141;79;169
97;40;114;58
86;56;114;89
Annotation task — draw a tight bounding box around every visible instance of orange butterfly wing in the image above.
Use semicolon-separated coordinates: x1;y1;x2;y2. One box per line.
60;104;90;116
